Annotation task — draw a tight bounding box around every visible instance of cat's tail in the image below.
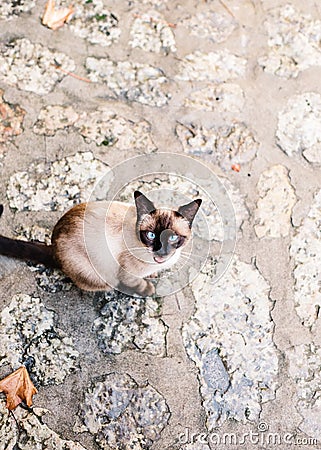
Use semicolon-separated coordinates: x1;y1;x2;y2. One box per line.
0;205;60;269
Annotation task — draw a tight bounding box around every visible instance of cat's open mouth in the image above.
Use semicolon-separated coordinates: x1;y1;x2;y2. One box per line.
153;255;170;264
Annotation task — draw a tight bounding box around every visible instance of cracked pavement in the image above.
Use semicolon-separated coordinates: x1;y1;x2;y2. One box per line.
1;0;321;449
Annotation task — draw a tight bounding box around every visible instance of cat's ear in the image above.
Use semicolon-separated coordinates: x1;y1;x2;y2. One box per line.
178;199;202;226
134;191;156;218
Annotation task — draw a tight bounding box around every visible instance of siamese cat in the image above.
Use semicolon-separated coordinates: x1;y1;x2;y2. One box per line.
0;192;202;296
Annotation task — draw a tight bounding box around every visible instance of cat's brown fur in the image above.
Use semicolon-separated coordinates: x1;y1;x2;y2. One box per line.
0;192;201;296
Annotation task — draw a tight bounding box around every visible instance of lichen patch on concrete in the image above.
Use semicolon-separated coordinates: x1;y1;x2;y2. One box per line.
93;291;167;356
7;151;108;211
75;107;156;150
64;0;121;47
183;256;278;429
0;38;75;95
0;294;79;385
254;165;296;238
176;121;259;171
129;11;176;54
0;89;25;143
290;189;321;328
86;57;170;107
258;4;321;78
276;92;321;164
176;51;247;82
33;105;79;136
0;402;86;450
288;344;321;439
0;0;35;20
183;83;245;113
33;105;156;151
79;372;170;449
181;11;236;42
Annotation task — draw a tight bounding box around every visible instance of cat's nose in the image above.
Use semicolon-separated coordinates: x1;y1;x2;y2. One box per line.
155;247;168;257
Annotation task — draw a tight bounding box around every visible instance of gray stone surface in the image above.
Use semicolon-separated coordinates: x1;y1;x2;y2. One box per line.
0;1;321;449
79;373;170;449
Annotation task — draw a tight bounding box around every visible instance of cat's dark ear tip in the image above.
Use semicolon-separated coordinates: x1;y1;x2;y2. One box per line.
134;191;143;199
195;199;202;206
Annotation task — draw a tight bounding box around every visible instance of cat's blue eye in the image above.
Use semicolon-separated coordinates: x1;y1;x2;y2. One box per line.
146;231;156;240
169;234;178;242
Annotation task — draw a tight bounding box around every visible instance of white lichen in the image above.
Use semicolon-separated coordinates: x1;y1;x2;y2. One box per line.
0;401;86;450
184;83;245;113
183;256;278;429
254;165;296;238
258;4;321;78
288;344;321;439
276;92;321;164
65;0;121;47
75;107;156;150
0;294;79;385
176;121;259;171
181;11;236;42
80;373;170;449
0;0;35;20
93;291;167;356
130;11;176;54
0;38;75;95
0;89;25;142
176;50;247;82
33;105;79;136
7;151;108;211
86;57;170;107
290;189;321;328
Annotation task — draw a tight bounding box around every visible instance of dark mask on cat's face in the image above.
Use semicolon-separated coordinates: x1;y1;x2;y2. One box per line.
134;191;202;264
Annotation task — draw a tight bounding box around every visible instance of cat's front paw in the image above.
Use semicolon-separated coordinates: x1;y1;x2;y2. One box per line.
147;272;158;279
139;279;155;297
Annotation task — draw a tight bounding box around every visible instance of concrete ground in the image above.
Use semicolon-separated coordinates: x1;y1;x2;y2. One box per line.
1;0;321;449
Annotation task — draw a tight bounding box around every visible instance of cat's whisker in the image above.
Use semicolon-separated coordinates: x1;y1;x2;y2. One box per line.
177;254;204;266
180;251;206;260
126;247;148;252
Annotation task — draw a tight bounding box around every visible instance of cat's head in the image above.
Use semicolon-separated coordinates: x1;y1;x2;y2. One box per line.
134;191;202;264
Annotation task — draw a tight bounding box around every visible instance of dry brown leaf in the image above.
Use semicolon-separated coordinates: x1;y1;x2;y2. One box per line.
42;0;74;31
0;366;38;410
